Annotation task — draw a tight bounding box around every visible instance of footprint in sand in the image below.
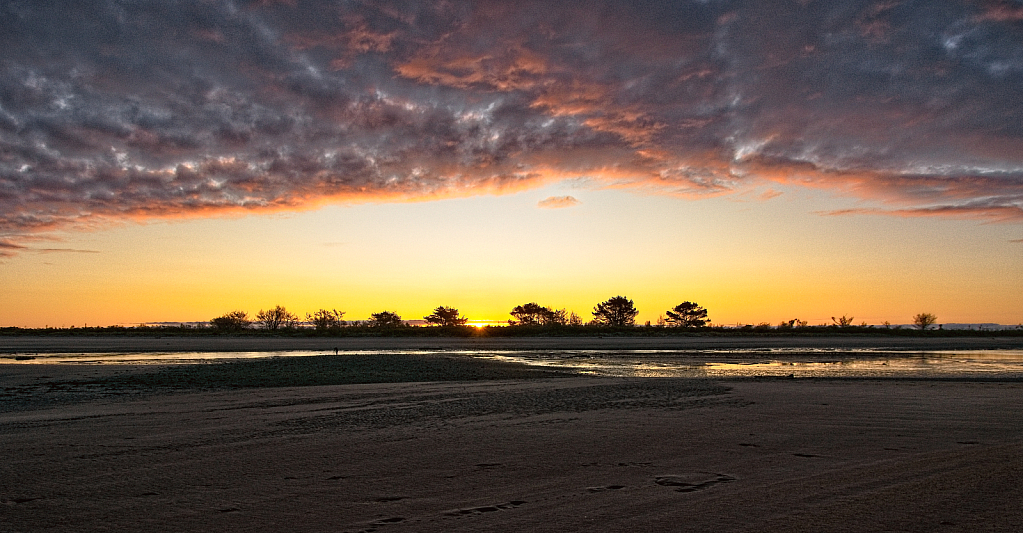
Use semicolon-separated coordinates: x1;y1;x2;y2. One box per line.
654;473;735;493
587;485;626;493
474;462;504;469
351;516;406;533
443;500;527;517
2;496;43;504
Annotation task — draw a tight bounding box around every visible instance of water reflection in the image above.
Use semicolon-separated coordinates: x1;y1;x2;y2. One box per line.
3;348;1023;379
0;350;329;364
477;349;1023;379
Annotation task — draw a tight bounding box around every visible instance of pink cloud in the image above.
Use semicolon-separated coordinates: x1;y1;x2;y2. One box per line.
823;205;1023;222
974;2;1023;22
2;0;1022;255
537;196;580;209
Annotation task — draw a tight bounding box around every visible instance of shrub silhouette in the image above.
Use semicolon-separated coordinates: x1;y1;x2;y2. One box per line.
368;311;404;328
210;311;250;331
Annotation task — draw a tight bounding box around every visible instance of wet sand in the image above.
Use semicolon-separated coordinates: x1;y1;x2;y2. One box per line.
2;343;1022;532
3;333;1023;355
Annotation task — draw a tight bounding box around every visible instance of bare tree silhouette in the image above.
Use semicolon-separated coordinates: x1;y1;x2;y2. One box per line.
913;312;938;330
831;315;855;327
307;309;345;332
256;305;298;331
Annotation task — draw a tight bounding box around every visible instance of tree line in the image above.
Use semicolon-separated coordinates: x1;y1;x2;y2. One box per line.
210;297;710;332
209;297;945;334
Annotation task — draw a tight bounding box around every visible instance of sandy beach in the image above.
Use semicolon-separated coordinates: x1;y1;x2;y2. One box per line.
2;337;1022;532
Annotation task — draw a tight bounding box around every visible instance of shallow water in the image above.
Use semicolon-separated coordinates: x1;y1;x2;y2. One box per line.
0;350;330;365
482;349;1023;379
3;348;1023;379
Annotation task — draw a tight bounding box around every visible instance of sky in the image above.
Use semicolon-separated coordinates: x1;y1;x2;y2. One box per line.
1;0;1021;328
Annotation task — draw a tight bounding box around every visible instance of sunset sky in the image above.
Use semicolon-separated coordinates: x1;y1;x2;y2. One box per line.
1;0;1021;328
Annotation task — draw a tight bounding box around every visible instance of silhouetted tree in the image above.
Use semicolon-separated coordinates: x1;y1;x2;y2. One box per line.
210;311;250;331
257;305;299;331
509;303;567;326
664;301;709;327
307;309;345;332
424;306;468;327
913;312;938;330
368;311;404;328
509;302;548;325
831;315;854;327
568;311;583;326
592;296;638;326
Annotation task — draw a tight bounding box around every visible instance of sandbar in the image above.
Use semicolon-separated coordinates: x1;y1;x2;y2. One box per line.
3;334;1022;355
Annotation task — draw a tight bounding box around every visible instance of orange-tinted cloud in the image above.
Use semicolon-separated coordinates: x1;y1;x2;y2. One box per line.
974;1;1023;22
2;0;1022;254
537;196;580;209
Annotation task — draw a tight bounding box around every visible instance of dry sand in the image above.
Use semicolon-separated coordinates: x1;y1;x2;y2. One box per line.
2;338;1022;532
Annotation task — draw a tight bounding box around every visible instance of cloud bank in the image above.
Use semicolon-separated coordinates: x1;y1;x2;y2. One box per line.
2;0;1022;253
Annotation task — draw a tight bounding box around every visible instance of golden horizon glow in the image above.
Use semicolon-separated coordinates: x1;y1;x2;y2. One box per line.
2;186;1020;329
4;2;1023;330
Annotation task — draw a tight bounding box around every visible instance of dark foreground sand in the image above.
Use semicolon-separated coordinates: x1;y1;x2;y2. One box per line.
2;346;1022;532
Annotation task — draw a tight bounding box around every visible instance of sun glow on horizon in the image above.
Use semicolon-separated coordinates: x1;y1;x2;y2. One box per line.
2;1;1022;329
2;186;1020;329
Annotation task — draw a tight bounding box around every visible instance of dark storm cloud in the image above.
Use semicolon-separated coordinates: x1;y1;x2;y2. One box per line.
2;0;1022;253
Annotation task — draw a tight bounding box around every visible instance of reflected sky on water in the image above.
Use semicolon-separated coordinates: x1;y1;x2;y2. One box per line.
480;349;1023;379
3;348;1023;379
